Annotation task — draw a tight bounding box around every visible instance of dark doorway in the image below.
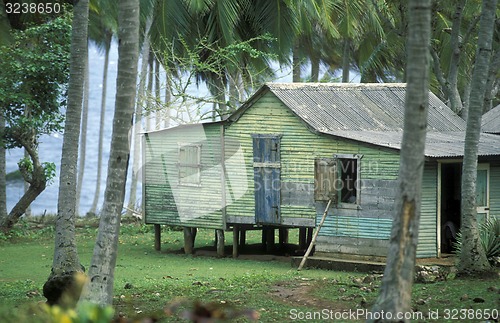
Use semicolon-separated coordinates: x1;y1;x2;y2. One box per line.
440;163;461;253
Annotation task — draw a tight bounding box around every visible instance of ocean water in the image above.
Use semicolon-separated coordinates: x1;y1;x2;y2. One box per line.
6;42;142;216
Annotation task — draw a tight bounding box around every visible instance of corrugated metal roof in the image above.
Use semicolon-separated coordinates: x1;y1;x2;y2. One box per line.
482;104;500;134
324;130;500;157
265;83;466;132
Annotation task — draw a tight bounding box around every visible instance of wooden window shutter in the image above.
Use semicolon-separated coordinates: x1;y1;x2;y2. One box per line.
314;158;337;202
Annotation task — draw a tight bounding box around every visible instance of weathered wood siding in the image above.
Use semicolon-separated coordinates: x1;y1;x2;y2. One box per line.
490;162;500;221
143;124;225;229
224;91;403;244
418;163;438;258
316;162;438;258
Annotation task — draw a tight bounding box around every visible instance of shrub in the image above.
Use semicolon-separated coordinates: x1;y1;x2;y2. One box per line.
454;216;500;266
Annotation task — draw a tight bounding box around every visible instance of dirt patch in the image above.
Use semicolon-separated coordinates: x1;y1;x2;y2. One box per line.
269;279;354;312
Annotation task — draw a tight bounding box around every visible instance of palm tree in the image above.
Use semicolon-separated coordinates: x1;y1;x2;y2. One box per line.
150;0;298;117
43;0;89;306
127;15;153;217
76;57;90;214
88;0;117;215
291;0;339;82
0;112;6;220
457;0;497;276
82;0;140;305
370;0;431;319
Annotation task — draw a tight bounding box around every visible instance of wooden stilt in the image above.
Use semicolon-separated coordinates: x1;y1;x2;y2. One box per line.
239;229;246;248
216;229;225;257
299;227;307;249
232;225;239;258
306;227;313;245
183;227;194;254
191;227;197;243
154;224;161;251
266;227;275;253
261;227;268;251
279;228;289;247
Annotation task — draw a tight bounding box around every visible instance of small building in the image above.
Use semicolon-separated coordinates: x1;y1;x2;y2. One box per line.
143;83;500;259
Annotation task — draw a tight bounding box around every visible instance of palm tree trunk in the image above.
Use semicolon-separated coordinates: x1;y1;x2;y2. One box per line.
484;49;500;113
43;0;88;306
76;54;90;215
164;69;171;128
447;0;465;116
341;38;350;83
310;56;320;82
458;0;497;276
127;16;152;217
369;0;431;320
154;56;161;129
90;34;111;215
146;51;154;130
83;0;139;306
0;112;7;220
292;43;301;82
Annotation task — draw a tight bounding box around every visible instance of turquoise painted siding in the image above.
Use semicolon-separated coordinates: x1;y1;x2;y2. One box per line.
143;124;225;229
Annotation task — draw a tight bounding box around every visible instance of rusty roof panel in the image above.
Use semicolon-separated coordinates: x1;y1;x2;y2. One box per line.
324;130;500;157
266;83;466;133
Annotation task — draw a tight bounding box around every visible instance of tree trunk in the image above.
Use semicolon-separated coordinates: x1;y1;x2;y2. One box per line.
23;150;31;217
146;51;154;130
127;16;151;217
310;56;320;82
90;35;111;215
0;144;46;231
0;112;6;220
341;38;350;83
446;0;465;115
484;49;500;113
164;69;171;128
76;55;90;215
457;0;497;276
154;56;161;129
292;43;301;82
43;0;88;306
369;0;431;320
82;0;139;306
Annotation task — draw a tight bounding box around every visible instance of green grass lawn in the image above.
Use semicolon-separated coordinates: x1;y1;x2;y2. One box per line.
0;220;498;322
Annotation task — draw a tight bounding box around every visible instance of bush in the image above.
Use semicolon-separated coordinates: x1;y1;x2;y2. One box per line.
455;216;500;266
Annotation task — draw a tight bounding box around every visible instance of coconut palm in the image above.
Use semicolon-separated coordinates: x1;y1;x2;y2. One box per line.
458;0;497;276
370;0;432;319
87;0;118;216
82;0;140;305
76;58;90;214
43;0;89;306
0;112;6;220
150;0;299;116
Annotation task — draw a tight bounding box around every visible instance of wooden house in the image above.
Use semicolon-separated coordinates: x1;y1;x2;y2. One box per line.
143;83;500;259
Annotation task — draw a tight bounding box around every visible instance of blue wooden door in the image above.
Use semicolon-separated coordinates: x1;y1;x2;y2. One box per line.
252;134;281;224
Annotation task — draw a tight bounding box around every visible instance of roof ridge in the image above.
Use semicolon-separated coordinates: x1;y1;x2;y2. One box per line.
266;82;407;88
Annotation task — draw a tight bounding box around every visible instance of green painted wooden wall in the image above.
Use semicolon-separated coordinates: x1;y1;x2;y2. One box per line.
143;123;225;229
